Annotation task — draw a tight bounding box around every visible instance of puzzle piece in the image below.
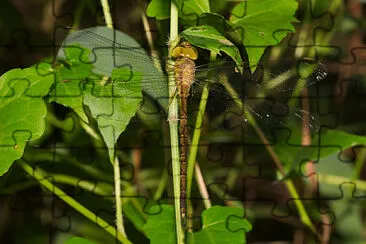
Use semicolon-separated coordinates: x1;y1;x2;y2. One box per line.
4;0;366;243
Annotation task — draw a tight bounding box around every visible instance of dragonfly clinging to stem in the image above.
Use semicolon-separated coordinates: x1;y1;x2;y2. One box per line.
56;26;328;228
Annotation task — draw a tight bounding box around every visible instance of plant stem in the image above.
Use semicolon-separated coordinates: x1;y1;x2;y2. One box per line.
168;2;184;243
101;0;113;29
100;0;126;237
221;77;316;233
186;81;209;199
17;159;131;244
186;52;217;199
154;169;168;201
194;163;211;209
114;157;127;236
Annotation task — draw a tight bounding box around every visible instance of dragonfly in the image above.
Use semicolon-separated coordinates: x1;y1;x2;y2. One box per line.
55;26;327;226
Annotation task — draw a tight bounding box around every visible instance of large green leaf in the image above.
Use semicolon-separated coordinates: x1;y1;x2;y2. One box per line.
0;62;54;175
230;0;298;72
83;68;142;161
143;205;251;243
188;206;252;244
143;205;176;244
55;27;162;161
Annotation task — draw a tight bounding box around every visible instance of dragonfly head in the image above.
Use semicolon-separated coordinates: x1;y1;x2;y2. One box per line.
171;41;198;61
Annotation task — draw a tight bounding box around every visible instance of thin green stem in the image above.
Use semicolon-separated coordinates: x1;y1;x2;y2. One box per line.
221;76;316;233
187;51;217;199
186;81;209;199
114;157;126;236
186;52;217;229
284;180;315;233
168;2;184;243
154;169;168;201
194;163;211;209
100;0;126;237
101;0;113;29
320;173;366;191
17;159;131;244
186;82;209;199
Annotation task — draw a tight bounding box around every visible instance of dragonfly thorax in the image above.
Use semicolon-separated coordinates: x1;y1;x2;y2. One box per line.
174;57;195;98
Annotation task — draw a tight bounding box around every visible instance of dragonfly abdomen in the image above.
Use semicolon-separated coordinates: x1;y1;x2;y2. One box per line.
174;56;196;228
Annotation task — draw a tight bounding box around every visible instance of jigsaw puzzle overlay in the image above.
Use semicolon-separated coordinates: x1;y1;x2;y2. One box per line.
0;0;365;243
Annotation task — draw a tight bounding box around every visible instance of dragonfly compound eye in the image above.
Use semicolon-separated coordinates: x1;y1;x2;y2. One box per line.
171;42;198;61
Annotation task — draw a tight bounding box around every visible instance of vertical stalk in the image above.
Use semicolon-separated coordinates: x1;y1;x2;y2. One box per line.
113;157;126;236
100;0;126;238
168;2;184;243
186;52;217;199
101;0;113;28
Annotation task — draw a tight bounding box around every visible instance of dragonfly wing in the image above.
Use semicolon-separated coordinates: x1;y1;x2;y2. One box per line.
57;26;169;110
254;60;328;93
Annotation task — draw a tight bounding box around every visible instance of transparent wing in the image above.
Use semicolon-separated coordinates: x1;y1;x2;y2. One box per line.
56;26;327;136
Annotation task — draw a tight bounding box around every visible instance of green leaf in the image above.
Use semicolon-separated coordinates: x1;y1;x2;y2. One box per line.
57;26;168;111
146;0;211;22
83;68;142;161
188;206;252;244
194;13;237;35
273;129;366;175
123;201;146;232
315;153;364;243
312;129;366;158
143;205;176;244
0;63;54;175
55;27;164;161
182;25;243;69
175;0;210;22
230;0;298;72
50;45;93;122
63;236;97;244
146;0;170;20
143;205;251;244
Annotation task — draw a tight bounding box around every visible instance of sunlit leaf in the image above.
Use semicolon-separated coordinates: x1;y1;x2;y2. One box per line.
0;62;54;175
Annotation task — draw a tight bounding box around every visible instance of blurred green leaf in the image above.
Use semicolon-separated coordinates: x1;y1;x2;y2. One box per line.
313;129;366;159
123;201;146;233
175;0;210;21
63;236;97;244
316;153;364;243
146;0;170;20
272;129;366;174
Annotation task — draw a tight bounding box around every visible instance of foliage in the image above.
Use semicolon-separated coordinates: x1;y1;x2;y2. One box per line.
0;0;363;243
